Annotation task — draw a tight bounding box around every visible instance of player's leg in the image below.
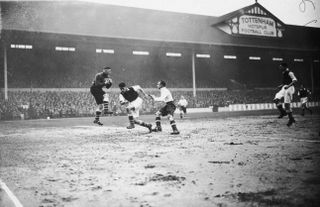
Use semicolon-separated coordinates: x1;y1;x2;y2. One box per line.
93;104;103;125
103;93;113;114
126;107;135;129
91;87;104;125
274;88;286;118
274;98;286;118
182;106;187;118
152;110;163;132
285;103;295;126
134;119;152;132
131;98;152;132
305;99;313;114
285;88;295;127
179;107;183;119
168;103;179;134
307;106;313;114
168;114;179;135
301;101;306;116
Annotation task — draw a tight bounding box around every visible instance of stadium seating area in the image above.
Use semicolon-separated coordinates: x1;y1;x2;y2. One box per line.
2;88;315;120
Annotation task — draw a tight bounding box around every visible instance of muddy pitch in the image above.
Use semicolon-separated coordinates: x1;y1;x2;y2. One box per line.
1;113;320;207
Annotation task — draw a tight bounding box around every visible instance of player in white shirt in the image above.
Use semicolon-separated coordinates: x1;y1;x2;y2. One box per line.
177;95;188;119
149;80;180;135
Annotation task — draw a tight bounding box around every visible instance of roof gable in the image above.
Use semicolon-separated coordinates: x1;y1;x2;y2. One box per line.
212;2;285;38
211;2;285;26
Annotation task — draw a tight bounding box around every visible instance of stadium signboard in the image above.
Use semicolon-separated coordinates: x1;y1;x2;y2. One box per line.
238;15;276;37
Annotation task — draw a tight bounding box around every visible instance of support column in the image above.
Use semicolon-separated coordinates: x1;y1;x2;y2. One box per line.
192;52;196;97
311;60;314;96
4;46;8;100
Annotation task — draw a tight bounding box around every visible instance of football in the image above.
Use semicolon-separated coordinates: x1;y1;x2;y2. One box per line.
104;78;112;84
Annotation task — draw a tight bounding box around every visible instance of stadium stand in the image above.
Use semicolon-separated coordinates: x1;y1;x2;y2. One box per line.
2;89;318;120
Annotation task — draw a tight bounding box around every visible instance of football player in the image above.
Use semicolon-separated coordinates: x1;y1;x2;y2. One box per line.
119;82;153;132
298;84;312;116
273;63;297;127
90;66;113;126
177;95;188;119
149;80;180;135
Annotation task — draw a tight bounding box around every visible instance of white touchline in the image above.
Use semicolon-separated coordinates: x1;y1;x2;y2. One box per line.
0;179;24;207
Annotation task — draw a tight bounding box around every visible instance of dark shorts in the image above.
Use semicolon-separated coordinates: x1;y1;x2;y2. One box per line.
179;106;187;113
159;101;176;116
90;85;105;105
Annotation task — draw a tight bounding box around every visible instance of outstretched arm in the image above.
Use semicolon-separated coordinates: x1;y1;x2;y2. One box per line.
119;94;128;105
132;85;151;99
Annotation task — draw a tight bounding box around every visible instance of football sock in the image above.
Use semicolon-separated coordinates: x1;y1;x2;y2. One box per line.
103;101;109;112
170;120;178;131
95;111;101;121
155;116;161;128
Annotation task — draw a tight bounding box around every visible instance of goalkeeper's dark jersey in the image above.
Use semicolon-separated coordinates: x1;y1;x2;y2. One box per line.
92;72;111;89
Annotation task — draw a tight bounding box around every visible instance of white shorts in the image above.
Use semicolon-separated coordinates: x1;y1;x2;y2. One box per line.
103;93;109;102
274;85;295;104
127;97;143;118
300;97;308;104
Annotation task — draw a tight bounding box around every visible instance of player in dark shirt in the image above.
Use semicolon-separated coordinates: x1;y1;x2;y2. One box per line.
118;82;153;132
298;84;312;116
273;63;297;127
90;66;113;126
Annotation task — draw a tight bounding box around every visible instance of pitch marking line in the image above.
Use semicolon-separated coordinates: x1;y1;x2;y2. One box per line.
0;179;23;207
265;137;320;143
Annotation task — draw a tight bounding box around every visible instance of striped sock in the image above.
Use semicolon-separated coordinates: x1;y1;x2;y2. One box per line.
170;120;178;131
103;101;109;113
155;116;161;128
134;119;148;127
128;115;135;126
95;111;101;121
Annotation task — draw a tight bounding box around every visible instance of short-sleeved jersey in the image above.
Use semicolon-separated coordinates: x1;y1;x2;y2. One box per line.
119;86;140;102
282;69;297;85
153;87;174;103
178;99;188;107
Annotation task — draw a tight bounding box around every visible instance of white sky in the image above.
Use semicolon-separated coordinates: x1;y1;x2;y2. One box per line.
80;0;320;28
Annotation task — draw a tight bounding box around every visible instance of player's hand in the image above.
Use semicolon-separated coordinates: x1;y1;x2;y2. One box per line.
120;100;128;105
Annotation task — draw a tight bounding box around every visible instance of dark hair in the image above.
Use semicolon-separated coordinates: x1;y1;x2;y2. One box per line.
280;63;288;68
104;66;111;70
118;82;126;88
159;80;166;87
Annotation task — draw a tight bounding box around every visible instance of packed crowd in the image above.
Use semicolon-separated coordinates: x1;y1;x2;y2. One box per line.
0;90;160;120
0;89;317;120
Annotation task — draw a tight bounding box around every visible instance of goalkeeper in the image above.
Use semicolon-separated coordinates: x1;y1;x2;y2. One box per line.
90;66;113;126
